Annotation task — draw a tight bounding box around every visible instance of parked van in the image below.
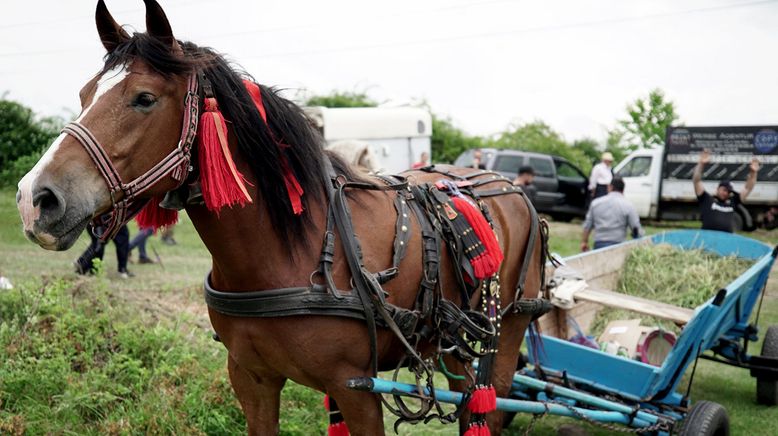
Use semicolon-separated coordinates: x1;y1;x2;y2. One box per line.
454;148;590;220
304;106;431;174
614;125;778;229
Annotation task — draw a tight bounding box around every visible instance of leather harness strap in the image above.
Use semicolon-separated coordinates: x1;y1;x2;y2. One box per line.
62;74;200;241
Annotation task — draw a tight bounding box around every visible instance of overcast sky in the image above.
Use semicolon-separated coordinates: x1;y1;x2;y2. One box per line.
2;0;777;144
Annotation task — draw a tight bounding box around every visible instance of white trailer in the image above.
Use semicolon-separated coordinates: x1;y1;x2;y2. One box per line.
304;106;432;174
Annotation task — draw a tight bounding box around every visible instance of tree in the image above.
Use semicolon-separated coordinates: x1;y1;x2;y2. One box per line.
304;91;377;108
0;98;62;188
492;121;592;173
431;115;485;164
572;137;601;167
603;129;629;163
0;99;60;169
618;88;679;151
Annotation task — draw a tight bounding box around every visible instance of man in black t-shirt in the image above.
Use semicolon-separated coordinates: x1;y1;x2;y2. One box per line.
693;149;760;233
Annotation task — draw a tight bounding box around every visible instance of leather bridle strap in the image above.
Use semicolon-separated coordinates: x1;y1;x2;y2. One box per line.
61;74;200;241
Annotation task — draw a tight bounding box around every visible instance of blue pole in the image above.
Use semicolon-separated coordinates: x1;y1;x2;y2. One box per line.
347;377;655;428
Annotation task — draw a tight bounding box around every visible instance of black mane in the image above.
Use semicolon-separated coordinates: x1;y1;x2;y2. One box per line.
103;33;362;249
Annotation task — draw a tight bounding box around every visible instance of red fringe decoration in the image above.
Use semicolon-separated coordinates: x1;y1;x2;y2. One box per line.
243;79;304;215
464;422;491;436
135;196;178;231
323;394;331;412
328;421;350;436
468;385;497;414
197;97;252;212
451;197;504;278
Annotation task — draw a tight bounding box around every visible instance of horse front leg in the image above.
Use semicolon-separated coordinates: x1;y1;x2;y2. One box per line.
486;312;531;434
227;354;286;436
326;370;386;435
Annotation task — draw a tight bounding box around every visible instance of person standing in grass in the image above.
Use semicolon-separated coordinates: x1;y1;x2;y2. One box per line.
74;224;132;278
129;227;155;264
693;149;760;233
581;176;643;251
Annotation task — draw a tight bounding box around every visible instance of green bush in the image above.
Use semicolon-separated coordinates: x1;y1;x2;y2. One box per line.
0;278;247;435
0;100;60;169
0;150;42;188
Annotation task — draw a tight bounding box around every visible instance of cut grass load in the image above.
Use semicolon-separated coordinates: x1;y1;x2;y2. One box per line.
589;243;753;336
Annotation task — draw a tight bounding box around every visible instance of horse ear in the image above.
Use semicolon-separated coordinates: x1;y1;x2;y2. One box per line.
143;0;176;47
96;0;129;52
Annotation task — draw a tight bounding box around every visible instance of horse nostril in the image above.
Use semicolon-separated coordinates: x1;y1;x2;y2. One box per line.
32;186;66;217
16;190;21;204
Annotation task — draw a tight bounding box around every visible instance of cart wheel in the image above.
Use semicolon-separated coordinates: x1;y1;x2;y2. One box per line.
756;325;778;406
679;401;729;436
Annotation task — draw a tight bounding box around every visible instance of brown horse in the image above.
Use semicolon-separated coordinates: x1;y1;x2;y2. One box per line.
16;1;544;434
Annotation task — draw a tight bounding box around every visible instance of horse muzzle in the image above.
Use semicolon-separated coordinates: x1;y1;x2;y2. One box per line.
17;179;93;251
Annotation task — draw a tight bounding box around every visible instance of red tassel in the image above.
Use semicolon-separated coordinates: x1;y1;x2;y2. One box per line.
135;196;178;230
328;421;350;436
464;422;490;436
451;197;504;278
197;97;252;212
468;386;497;414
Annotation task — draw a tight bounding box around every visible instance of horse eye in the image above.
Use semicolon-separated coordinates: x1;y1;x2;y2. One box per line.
132;93;157;110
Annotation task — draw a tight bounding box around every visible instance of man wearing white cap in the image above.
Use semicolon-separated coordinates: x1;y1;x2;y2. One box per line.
589;152;614;199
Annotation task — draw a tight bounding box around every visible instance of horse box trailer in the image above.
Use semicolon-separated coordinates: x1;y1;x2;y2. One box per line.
304;106;432;174
615;126;778;229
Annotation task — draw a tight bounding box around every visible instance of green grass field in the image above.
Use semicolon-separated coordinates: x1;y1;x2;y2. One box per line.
1;188;777;435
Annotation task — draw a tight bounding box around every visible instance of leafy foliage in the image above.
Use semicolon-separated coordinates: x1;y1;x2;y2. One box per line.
0;99;62;188
0;150;42;188
305;90;378;108
0;99;60;169
0;278;334;434
493;121;593;174
572;137;601;168
618;88;679;151
431;115;485;164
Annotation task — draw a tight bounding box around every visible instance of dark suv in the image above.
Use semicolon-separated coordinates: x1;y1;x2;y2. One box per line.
454;148;589;220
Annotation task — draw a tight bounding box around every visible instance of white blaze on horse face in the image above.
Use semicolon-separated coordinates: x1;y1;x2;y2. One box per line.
17;64;130;238
77;64;130;122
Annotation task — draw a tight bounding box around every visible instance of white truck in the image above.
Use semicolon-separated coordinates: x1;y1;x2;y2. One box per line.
304;106;432;174
614;126;778;229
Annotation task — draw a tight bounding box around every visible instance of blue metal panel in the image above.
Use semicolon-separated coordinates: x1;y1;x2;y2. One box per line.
530;230;776;403
527;335;659;398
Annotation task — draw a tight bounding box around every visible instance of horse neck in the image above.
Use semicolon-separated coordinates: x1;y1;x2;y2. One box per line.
185;189;326;292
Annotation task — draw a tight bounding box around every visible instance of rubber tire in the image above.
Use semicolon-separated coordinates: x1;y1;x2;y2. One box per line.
679;401;729;436
756;325;778;406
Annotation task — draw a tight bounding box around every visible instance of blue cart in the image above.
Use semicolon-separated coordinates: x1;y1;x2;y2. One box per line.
512;230;778;434
349;231;778;434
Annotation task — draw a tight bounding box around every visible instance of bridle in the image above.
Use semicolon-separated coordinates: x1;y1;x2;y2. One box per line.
61;74;200;241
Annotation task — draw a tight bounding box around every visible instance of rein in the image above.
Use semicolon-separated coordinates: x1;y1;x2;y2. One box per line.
62;74;200;241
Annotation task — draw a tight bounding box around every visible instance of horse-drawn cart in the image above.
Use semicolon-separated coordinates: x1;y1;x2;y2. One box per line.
351;230;778;434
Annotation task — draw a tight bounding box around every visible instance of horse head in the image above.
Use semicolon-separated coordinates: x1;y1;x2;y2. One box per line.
17;0;191;250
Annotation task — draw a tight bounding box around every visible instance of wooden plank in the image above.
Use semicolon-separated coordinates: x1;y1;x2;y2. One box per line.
575;288;694;325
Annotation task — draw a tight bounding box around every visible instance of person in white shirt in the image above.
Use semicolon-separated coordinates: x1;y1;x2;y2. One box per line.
589;152;614;199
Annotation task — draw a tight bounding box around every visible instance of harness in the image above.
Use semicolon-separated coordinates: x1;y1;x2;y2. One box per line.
61;75;200;241
204;163;553;427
